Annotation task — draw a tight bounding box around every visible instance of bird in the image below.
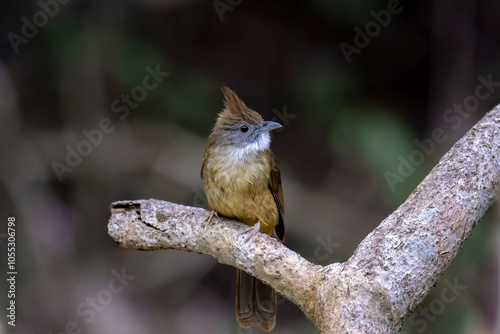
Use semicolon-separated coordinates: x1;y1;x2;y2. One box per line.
201;85;285;331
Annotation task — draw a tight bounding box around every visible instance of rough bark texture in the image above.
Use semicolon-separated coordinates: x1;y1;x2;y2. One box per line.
108;104;500;333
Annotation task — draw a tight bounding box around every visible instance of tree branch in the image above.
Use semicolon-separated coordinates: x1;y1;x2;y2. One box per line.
108;104;500;333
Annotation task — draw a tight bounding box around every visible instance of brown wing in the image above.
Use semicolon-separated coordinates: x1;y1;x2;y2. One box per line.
268;151;285;242
200;154;206;181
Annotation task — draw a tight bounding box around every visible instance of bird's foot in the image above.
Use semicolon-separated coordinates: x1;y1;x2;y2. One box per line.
244;221;261;242
203;210;219;229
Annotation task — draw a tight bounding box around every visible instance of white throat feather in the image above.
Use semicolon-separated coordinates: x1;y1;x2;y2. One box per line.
229;132;270;162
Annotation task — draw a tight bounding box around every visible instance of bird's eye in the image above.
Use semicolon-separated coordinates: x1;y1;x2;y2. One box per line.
240;125;249;133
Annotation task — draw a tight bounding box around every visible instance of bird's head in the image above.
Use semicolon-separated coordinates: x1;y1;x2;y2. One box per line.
209;85;282;155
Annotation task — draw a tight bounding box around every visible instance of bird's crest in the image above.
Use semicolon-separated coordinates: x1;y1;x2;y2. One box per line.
216;85;263;126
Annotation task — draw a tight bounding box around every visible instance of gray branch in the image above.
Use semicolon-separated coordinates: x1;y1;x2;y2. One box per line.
108;104;500;333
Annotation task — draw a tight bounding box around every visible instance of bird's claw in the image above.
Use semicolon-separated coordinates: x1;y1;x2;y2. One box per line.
203;210;219;229
244;221;261;242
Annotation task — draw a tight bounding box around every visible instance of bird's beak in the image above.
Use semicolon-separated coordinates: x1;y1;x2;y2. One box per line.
260;121;282;132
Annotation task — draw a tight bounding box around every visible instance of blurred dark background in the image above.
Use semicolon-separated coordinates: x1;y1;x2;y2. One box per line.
1;0;500;333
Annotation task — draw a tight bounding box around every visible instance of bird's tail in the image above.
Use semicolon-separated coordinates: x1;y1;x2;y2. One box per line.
236;269;277;332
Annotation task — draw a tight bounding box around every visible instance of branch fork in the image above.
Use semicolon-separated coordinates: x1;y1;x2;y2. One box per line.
108;104;500;333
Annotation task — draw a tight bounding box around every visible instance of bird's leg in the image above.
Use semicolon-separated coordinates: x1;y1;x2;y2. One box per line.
203;210;219;229
244;221;262;242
